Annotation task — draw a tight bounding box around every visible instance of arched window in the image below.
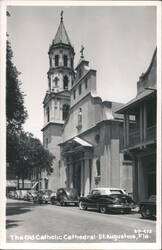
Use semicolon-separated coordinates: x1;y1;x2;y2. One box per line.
63;75;69;90
63;104;70;121
49;57;52;67
55;55;59;66
53;77;59;87
63;55;68;67
96;159;101;176
71;58;73;68
47;107;50;122
48;79;51;91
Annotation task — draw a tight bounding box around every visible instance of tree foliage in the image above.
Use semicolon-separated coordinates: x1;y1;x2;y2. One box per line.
14;132;54;177
6;40;28;134
6;40;55;185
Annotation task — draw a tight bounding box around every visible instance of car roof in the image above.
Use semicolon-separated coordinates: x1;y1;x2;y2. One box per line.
58;187;76;190
92;187;125;191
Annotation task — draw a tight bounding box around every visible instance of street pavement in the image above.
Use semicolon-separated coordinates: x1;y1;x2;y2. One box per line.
6;199;156;243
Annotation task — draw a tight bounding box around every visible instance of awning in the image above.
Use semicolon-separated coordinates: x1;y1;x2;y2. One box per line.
6;180;17;187
31;182;38;189
73;137;93;147
61;136;93;155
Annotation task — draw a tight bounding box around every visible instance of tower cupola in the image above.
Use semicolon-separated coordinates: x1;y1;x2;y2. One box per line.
47;11;75;93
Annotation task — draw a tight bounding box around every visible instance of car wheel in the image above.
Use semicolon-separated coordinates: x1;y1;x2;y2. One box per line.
79;201;87;210
99;206;107;214
141;206;151;219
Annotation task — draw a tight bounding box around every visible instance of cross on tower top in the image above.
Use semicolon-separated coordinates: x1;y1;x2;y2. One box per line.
60;10;63;22
80;45;84;59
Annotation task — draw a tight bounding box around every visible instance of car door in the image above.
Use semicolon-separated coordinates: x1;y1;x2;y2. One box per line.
86;190;101;208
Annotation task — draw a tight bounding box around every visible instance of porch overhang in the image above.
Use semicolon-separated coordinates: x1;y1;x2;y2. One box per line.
61;136;93;155
73;137;93;147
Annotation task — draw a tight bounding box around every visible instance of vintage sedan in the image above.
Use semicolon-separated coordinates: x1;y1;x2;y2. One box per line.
8;190;17;199
139;195;156;219
56;188;79;206
37;189;53;204
24;190;38;202
50;191;57;205
79;188;136;214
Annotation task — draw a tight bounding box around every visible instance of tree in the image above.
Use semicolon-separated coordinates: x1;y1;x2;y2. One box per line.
6;40;28;134
6;41;54;188
6;39;28;175
13;132;54;188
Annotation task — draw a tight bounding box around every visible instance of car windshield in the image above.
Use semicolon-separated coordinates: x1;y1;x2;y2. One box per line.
91;189;124;195
64;188;78;196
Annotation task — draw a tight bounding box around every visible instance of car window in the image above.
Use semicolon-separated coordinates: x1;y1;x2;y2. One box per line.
66;189;78;196
91;190;101;195
110;190;123;194
57;189;63;194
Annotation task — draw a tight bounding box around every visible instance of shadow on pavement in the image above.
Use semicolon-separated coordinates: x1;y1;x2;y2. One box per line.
6;201;38;216
6;219;22;229
6;200;41;229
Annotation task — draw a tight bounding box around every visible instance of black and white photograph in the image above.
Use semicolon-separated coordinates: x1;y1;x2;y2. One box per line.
0;0;161;249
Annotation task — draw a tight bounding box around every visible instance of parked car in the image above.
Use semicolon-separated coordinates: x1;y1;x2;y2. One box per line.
37;189;53;204
18;190;28;200
79;187;136;214
24;190;38;202
15;190;21;199
139;195;156;219
8;190;17;199
50;191;57;205
56;188;79;206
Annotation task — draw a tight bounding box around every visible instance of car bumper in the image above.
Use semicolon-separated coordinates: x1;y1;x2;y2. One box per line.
66;201;78;205
107;204;135;209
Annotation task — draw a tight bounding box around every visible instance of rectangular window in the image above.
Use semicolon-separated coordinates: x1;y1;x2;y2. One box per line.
73;89;76;99
46;138;48;148
85;78;88;89
47;107;50;122
79;84;82;95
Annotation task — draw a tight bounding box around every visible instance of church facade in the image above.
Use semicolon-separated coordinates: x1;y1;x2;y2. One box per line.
41;13;133;196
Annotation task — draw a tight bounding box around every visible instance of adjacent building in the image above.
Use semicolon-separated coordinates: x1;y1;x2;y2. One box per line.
39;13;133;196
116;49;157;202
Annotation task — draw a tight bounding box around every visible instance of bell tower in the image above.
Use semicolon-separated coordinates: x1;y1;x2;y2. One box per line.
42;12;75;190
44;11;75;125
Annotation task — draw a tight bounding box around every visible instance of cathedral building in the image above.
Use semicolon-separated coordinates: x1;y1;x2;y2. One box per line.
40;13;133;196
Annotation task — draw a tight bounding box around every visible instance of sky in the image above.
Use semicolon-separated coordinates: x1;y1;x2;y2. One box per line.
7;4;156;141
